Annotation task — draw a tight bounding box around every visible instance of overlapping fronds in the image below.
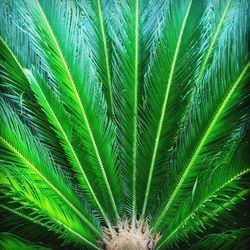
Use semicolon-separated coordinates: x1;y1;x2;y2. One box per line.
156;135;250;248
74;0;114;117
0;232;52;250
111;0;168;222
0;38;71;172
16;0;122;229
0;100;101;248
151;0;249;232
0;0;249;249
138;0;206;218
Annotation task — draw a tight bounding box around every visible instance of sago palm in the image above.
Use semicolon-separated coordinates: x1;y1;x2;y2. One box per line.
0;0;249;249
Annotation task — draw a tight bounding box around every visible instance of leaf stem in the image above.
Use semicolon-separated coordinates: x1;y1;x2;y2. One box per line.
0;136;102;238
131;0;139;229
141;0;193;221
34;0;120;226
152;62;250;232
97;0;115;117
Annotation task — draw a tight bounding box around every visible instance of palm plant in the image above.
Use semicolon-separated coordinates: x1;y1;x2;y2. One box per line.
0;0;249;249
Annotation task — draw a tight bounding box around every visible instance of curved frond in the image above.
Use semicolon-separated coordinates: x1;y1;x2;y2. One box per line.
156;186;249;250
0;232;52;250
0;100;101;248
151;0;249;231
156;160;250;248
20;0;122;227
111;0;168;223
138;0;206;218
25;68;114;225
0;37;72;173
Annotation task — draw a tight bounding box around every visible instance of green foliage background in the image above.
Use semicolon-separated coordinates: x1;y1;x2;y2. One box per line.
0;0;249;249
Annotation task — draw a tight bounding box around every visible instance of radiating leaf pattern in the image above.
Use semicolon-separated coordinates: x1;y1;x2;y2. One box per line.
0;0;249;249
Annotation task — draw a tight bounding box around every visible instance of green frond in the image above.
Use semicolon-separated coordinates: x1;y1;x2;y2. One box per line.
0;0;53;83
0;0;34;69
138;0;206;219
0;100;101;248
111;0;168;222
0;202;63;241
151;0;249;232
112;0;140;222
0;232;52;250
189;228;250;250
156;187;249;250
0;168;100;249
156;140;250;248
0;37;28;93
19;0;122;226
74;0;115;117
25;68;113;225
0;198;77;248
0;37;72;174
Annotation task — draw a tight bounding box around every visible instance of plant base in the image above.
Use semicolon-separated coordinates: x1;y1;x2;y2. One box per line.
100;219;160;250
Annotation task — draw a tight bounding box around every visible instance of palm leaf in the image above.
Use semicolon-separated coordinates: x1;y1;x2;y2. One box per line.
0;194;99;249
0;100;101;248
0;37;72;173
156;135;250;248
151;0;249;231
74;0;115;117
138;0;206;219
0;198;84;248
111;0;168;224
111;0;140;221
24;68;113;225
0;232;52;250
19;0;122;228
156;188;249;250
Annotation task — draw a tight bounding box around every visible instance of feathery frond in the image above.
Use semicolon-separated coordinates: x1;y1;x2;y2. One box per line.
0;0;249;249
0;100;101;248
74;0;115;117
0;233;52;250
19;0;122;228
111;0;168;223
156;135;250;248
138;0;206;218
151;0;249;232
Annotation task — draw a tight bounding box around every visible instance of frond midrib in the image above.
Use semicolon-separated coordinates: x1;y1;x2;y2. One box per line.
201;189;249;222
0;136;101;238
178;0;232;134
97;0;114;117
195;0;232;87
131;0;139;225
157;167;250;248
152;61;250;231
0;37;27;81
141;0;193;219
34;0;119;222
0;204;100;249
29;74;113;231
